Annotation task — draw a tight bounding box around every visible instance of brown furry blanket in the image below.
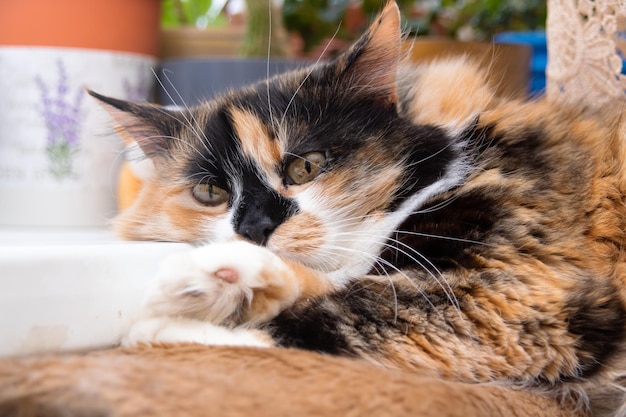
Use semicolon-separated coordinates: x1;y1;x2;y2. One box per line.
0;344;577;417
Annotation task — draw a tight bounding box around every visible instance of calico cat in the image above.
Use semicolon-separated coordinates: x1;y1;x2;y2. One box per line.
90;2;626;415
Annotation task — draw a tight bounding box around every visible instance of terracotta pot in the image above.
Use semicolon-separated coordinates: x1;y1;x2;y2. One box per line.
403;38;532;98
1;0;160;54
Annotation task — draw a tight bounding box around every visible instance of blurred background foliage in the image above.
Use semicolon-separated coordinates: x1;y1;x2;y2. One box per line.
161;0;229;28
283;0;546;51
161;0;547;53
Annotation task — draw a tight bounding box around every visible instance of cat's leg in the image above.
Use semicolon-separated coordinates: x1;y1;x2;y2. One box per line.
124;316;273;348
144;240;331;325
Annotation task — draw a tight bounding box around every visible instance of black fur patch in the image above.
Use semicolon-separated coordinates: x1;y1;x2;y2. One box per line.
387;123;459;211
183;107;240;189
234;178;298;245
564;280;626;379
270;280;456;355
377;189;500;273
269;300;353;355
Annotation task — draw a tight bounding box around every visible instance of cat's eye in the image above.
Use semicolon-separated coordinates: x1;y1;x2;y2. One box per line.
286;152;326;185
191;183;229;206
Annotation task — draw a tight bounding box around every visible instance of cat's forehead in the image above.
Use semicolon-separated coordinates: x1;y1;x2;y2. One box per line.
228;106;282;173
176;98;282;187
183;71;319;154
179;63;398;180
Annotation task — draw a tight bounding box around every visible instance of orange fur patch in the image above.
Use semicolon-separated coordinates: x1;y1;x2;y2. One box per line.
270;212;327;260
404;58;498;129
243;250;333;323
230;107;282;182
0;344;576;417
114;178;227;243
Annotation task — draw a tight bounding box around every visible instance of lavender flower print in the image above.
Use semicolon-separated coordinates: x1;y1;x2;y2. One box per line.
35;60;84;179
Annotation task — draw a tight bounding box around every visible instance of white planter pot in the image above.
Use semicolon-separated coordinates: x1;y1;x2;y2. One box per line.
0;47;156;227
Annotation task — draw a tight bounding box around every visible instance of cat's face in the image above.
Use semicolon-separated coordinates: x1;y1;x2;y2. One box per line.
92;3;462;280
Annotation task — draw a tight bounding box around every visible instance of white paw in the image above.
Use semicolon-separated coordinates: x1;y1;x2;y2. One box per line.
144;241;294;325
124;316;272;348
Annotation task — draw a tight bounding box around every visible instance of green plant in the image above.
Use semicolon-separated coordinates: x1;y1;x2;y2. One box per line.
408;0;547;40
283;0;346;53
240;0;292;57
282;0;414;52
284;0;547;52
160;0;291;58
161;0;228;28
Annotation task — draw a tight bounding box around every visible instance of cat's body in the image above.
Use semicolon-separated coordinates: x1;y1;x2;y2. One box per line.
0;344;578;417
78;2;626;415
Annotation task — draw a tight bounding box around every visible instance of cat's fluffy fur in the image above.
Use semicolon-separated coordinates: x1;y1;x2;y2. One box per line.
0;345;577;417
4;2;626;416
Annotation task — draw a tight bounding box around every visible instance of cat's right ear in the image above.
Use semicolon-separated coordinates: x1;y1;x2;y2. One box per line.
88;90;178;159
330;1;402;107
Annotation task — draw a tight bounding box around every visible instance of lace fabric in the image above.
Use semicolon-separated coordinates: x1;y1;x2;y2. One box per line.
547;0;626;106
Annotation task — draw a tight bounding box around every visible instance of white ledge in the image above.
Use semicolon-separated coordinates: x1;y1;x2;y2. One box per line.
0;227;190;358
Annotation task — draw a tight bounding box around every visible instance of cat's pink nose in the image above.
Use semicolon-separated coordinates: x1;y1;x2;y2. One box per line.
214;268;239;283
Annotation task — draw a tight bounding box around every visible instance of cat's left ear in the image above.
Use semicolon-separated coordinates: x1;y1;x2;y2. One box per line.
88;90;180;159
334;1;402;106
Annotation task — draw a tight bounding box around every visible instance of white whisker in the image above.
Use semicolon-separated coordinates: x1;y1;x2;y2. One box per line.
152;68;214;156
330;232;461;313
265;0;278;134
316;244;442;320
279;24;342;126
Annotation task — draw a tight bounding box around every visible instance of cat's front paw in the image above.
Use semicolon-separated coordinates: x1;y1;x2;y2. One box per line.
124;317;273;348
144;241;299;326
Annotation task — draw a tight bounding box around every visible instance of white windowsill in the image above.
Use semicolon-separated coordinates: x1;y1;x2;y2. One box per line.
0;227;191;358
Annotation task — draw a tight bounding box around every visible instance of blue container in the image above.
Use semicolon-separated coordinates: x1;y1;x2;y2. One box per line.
494;31;547;95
